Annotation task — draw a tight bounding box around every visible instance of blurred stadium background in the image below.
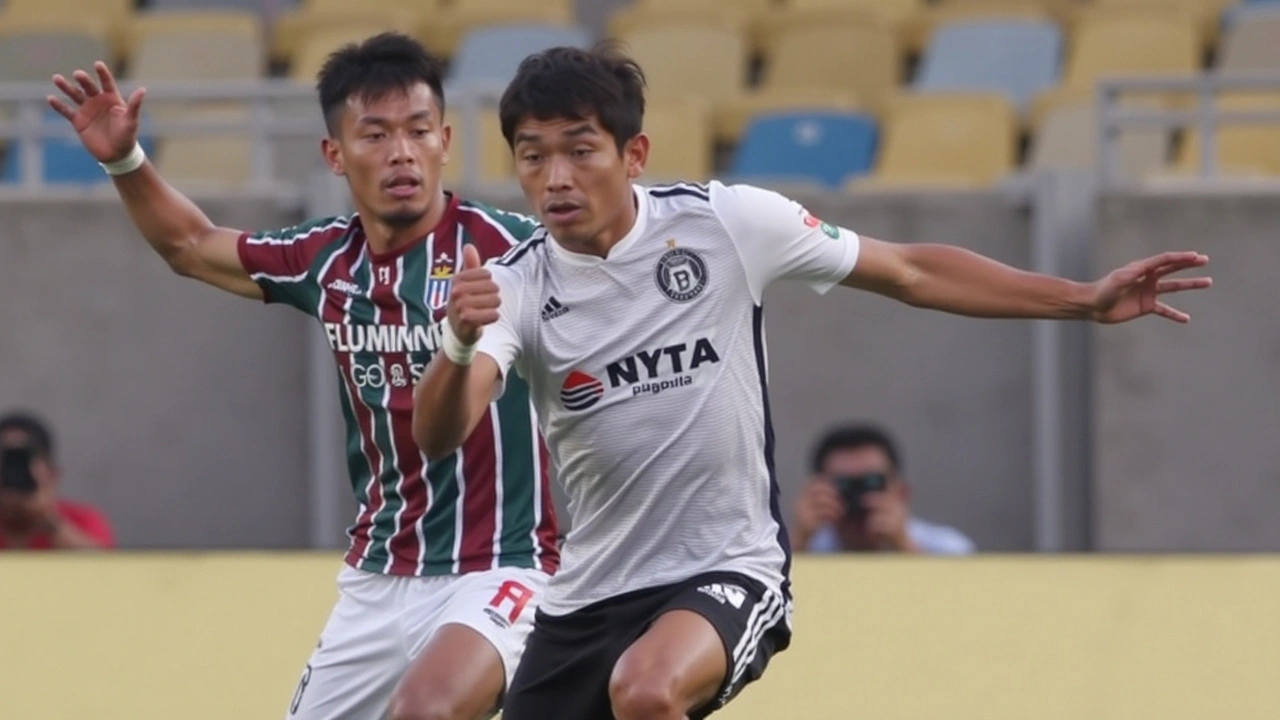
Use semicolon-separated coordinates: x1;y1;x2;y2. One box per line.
0;0;1277;717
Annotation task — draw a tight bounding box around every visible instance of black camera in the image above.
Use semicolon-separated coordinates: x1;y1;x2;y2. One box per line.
0;446;37;494
832;472;888;519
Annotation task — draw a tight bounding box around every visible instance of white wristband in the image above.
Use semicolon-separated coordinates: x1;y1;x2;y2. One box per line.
99;143;146;176
441;321;477;366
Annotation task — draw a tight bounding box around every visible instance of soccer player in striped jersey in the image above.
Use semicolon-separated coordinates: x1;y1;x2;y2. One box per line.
413;44;1211;720
48;33;558;720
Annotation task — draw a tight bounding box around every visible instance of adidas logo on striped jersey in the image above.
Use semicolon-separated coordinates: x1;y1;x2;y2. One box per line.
540;296;570;321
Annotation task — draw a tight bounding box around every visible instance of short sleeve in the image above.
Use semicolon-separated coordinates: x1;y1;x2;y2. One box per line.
474;262;526;396
709;182;860;303
236;216;351;312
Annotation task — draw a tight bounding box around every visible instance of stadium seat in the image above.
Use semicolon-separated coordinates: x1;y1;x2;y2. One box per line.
3;0;137;58
608;1;762;49
420;0;575;59
618;21;749;109
1028;100;1172;182
127;10;264;81
442;105;514;187
153;105;255;190
0;109;156;186
1087;0;1236;45
642;99;715;183
1172;93;1280;177
271;0;426;65
291;23;411;81
0;28;108;82
715;88;861;145
1217;11;1280;71
905;0;1059;54
449;24;591;87
148;0;296;11
859;93;1018;188
914;19;1062;116
729;111;878;189
734;13;898;138
1032;11;1201;128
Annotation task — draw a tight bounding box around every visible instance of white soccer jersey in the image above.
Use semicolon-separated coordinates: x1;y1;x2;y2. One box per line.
478;180;861;616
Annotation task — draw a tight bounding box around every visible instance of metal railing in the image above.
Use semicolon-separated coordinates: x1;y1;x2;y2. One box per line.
1096;72;1280;189
0;79;508;192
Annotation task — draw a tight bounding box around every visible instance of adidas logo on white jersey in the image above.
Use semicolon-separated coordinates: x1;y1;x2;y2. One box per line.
541;296;569;321
696;583;746;609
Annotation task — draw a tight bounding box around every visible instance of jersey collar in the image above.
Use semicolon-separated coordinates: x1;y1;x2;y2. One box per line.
547;184;649;267
359;191;461;265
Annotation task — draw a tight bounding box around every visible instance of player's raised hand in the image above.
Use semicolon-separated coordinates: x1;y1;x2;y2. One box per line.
47;61;145;164
1089;251;1212;324
447;243;501;345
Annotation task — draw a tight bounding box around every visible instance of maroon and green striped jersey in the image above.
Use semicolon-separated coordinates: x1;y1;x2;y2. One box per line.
236;193;559;577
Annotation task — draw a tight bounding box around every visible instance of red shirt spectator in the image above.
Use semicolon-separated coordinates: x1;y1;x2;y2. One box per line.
1;412;115;551
0;499;115;550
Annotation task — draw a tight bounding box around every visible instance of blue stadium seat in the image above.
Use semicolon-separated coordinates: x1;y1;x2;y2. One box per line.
1;110;156;186
1223;1;1280;28
449;24;591;86
914;19;1062;114
729;111;878;189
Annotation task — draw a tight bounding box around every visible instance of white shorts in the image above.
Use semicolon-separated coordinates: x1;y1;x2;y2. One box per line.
285;564;549;720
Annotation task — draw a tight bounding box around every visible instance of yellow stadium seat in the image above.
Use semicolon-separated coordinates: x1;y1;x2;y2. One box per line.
753;1;920;55
291;22;415;81
272;1;427;64
1173;93;1280;177
154;104;256;190
1031;11;1201;128
619;21;749;108
1087;0;1236;46
858;92;1018;188
1028;100;1172;182
0;11;112;43
443;106;514;187
737;13;898;138
608;4;752;49
420;0;574;59
642;99;715;183
126;11;264;81
1;0;133;58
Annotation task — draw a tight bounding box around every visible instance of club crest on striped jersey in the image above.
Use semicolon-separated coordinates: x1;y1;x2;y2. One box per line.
560;371;604;411
654;239;708;303
427;252;454;310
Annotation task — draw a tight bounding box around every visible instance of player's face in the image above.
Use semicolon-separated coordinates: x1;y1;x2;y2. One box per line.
511;114;647;251
324;83;451;229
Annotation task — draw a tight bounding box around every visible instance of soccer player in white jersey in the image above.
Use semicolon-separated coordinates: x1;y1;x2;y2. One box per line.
412;44;1212;720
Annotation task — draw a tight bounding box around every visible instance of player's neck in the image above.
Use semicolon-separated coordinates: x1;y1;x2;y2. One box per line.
567;189;639;259
361;188;448;256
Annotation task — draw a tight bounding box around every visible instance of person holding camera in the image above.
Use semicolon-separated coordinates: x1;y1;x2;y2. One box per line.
0;412;114;550
792;424;973;555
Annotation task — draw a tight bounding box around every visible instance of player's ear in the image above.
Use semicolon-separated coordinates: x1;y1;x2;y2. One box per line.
321;136;345;177
440;123;452;168
624;132;648;180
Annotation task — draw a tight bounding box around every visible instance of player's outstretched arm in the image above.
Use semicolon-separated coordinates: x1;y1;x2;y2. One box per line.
48;62;261;300
841;238;1212;324
412;245;506;460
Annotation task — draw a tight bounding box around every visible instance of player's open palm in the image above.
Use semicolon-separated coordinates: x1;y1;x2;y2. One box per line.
47;61;144;164
447;244;501;345
1090;251;1212;324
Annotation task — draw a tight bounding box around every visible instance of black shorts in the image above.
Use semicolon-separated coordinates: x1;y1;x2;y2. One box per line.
502;571;791;720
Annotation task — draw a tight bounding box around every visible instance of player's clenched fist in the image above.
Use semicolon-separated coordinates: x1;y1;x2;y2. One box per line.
446;243;501;347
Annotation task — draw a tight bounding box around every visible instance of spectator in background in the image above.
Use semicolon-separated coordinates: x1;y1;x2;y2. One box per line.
0;412;114;550
792;423;973;555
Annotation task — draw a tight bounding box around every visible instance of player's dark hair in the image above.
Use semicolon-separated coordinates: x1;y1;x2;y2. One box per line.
810;424;902;475
0;411;55;461
499;42;646;153
316;32;446;136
